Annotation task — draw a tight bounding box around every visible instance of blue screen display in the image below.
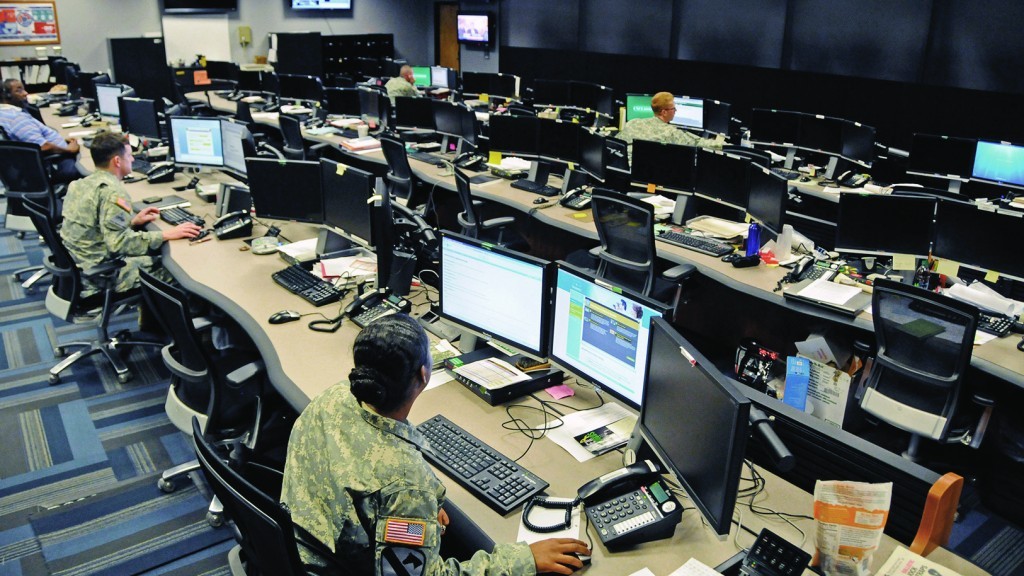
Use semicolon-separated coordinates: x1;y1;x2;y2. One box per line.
972;140;1024;187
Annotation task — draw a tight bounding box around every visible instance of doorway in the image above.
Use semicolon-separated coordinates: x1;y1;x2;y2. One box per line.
435;2;459;70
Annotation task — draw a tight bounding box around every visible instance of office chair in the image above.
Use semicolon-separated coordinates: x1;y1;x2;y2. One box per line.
277;114;330;161
240;128;285;161
454;167;526;248
22;198;162;384
138;269;266;511
589;188;695;316
380;132;428;209
325;73;355;88
859;279;994;461
168;80;214;117
191;417;350;576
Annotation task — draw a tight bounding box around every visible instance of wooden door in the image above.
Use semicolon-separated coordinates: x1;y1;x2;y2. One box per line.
436;3;459;70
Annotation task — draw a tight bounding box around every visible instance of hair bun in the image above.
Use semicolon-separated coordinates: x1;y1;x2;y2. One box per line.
349;366;388;406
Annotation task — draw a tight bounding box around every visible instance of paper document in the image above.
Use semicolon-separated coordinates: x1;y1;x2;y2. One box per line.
876;546;964;576
947;282;1023;317
330;117;363;127
668;558;724;576
686;216;748;239
545;403;635;462
452;358;530;390
516;498;581;543
318;255;376;280
797;277;861;305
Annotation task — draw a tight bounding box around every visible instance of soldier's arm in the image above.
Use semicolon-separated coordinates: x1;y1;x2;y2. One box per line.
99;193;164;257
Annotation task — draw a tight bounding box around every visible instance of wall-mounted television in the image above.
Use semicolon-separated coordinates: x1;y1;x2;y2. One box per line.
163;0;237;14
457;13;491;46
291;0;352;9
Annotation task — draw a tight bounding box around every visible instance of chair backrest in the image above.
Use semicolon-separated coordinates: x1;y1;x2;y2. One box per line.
453;167;480;235
235;99;255;124
277;114;306;160
21;198;83;318
379;133;414;200
589;188;657;296
0;141;54;201
191;417;308;576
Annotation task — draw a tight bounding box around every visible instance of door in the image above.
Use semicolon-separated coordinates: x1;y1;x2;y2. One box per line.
436;2;459;70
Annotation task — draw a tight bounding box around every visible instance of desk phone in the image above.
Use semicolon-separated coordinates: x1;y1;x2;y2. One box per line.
346;289;411;328
579;460;682;548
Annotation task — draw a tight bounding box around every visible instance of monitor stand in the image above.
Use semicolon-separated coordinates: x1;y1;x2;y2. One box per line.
783;146;798;170
442;344;564;406
508;161;560;196
315;228;362;259
947;180;962;194
562;167;588;194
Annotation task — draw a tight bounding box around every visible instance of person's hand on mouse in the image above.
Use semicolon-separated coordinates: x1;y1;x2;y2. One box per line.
530;538;591;574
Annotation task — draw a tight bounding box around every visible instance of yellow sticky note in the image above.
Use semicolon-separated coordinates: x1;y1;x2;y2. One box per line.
744;213;752;224
572;212;588;219
646;183;656;193
335;163;347;176
985;270;1000;282
891;253;916;271
935;259;960;277
568;162;575;170
480;93;490;103
571;117;579;124
488;151;502;165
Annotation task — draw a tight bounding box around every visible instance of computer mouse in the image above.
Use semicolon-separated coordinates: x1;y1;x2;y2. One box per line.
569;552;592;567
799;176;811;183
533;197;548;204
268;310;302;324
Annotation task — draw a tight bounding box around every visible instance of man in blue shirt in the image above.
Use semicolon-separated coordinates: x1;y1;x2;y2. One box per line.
1;80;85;183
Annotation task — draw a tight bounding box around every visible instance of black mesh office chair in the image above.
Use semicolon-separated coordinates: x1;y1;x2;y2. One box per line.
168;80;214;117
240;128;285;161
22;198;162;384
859;279;994;461
380;132;428;209
191;417;350;576
454;167;526;248
277;114;330;161
139;269;266;507
589;188;694;316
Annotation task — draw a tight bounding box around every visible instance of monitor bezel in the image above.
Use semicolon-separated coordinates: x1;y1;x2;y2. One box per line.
629;139;698;195
321;158;376;249
488;114;540;158
906;133;977;182
118;96;162;140
245;158;324;224
834;193;936;259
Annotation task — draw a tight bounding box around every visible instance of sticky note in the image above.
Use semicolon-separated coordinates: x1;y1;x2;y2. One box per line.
572;212;588;219
335;163;347;175
891;253;916;271
744;213;752;224
935;259;960;277
545;384;575;399
480;93;490;103
488;151;502;165
646;183;656;193
568;162;575;170
571;117;579;124
985;270;1000;282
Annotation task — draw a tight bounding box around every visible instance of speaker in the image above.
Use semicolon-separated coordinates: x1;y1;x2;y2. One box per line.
388;249;416;297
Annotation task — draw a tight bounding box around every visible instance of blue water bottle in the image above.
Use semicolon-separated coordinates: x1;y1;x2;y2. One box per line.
746;222;760;257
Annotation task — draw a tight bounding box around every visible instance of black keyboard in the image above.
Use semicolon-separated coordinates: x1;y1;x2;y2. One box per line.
770;167;801;181
418;414;548;515
511;179;560;197
160;207;205;227
271;264;343;307
408;150;443;165
657;230;733;257
979;312;1013;337
132;158;153;174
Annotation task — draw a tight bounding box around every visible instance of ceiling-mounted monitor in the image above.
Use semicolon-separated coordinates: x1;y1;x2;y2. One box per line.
163;0;237;14
457;13;492;46
291;0;352;9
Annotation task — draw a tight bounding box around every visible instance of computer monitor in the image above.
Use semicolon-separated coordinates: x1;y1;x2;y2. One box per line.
278;74;324;103
358;87;389;126
488;115;539;157
746;165;787;235
835;194;935;258
694;149;750;210
549;262;666;410
531;79;571;107
749;108;800;147
624;93;654;123
321;158;375;248
118;97;162;140
432;100;464;138
638;317;750;538
430;66;455;89
67;69;100;100
703;99;731;135
579;129;606;181
205;60;239;81
324;87;361;116
462;71;517;98
934;199;1024;281
439;232;552;358
457;107;479;150
237;70;262;93
260;72;280;99
410;66;431;87
571;82;614;116
630;139;697;194
605;137;630;175
168;116;225;168
971;140;1024;191
538;119;580;164
395;97;435;131
87;73;111;101
907;133;977;180
245;158;324;224
95;84;124;119
842;121;876;166
220;118;249;177
669;96;703;130
797;114;844;154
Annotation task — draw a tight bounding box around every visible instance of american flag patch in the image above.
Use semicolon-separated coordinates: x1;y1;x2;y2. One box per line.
383;518;426;546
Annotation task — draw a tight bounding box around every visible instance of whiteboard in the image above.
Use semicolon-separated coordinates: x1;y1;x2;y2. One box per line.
161;14;231;65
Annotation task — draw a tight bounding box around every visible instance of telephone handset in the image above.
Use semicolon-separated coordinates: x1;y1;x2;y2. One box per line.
578;459;683;548
837;170;870;188
345;289;412;328
213;210;253;240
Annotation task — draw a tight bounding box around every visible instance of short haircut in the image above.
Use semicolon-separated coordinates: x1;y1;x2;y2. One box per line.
400;65;413;76
651;92;675;114
2;78;22;103
90;132;130;167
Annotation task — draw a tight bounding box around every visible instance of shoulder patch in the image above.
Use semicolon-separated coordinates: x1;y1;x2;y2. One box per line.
113;197;132;213
382;518;426;546
381;547;425;576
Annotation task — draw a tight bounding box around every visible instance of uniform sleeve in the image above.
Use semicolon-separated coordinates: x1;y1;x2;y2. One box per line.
670;129;723;150
98;191;164;256
374;488;535;576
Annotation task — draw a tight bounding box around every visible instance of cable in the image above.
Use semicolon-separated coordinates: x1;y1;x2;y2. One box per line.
500;398;564;462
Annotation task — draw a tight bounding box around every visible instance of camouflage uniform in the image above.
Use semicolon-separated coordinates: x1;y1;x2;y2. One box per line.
617;116;723;163
385;76;420;105
60;170;169;297
281;384;535;576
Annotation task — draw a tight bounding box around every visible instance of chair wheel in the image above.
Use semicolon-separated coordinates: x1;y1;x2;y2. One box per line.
117;372;132;384
158;478;177;493
48;374;60;385
54;346;65;357
207;511;224;528
16;231;25;239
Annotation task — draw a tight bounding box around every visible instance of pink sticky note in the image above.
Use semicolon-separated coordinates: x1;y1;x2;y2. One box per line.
545;384;575;399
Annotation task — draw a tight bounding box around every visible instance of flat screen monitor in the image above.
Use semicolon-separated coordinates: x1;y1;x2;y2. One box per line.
358;87;387;124
971;140;1024;190
457;13;491;45
579;129;606;181
605;137;630;174
624;93;654;123
746;165;787;235
531;79;570;107
907;133;977;180
703;100;731;135
462;71;516;98
458;107;479;149
797;114;844;154
324;87;361;116
571;82;614;116
538;119;580;164
260;72;280;98
205;60;239;81
835;194;935;258
164;0;236;13
410;66;431;87
83;72;107;103
934;200;1024;281
292;0;351;9
395;97;435;131
549;262;665;410
842;121;875;166
237;70;262;93
95;84;123;118
630;139;697;194
168;116;224;168
432;100;464;138
749;108;800;147
694;149;750;210
488;115;539;157
321;159;375;248
439;232;551;358
639;317;750;538
245;158;324;224
119;97;162;140
278;74;324;103
491;74;518;99
430;66;454;89
220;118;249;177
669;96;703;130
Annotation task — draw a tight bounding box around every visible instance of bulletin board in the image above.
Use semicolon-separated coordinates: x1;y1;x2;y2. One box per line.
0;2;60;45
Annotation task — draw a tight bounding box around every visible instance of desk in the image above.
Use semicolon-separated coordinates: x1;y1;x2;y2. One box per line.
48;105;986;575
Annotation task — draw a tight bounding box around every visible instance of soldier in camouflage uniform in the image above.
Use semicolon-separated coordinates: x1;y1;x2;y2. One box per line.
60;132;202;297
617;92;726;163
385;65;421;105
282;314;590;576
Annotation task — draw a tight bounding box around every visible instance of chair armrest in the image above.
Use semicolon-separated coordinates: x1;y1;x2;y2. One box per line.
81;259;126;281
309;142;332;152
662;263;696;282
162;344;208;382
909;472;963;557
41;255;75;278
256;142;285;160
226;360;266;387
480;216;515;230
192;316;215;332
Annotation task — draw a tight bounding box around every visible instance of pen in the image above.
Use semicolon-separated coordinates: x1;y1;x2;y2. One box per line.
190;236;211;245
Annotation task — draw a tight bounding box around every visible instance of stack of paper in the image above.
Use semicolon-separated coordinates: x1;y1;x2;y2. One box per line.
686;216;748;239
341;136;381;151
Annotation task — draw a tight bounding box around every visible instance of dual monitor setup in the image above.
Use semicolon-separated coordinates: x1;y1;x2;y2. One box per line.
908;133;1024;194
624;93;731;136
394;97;479;155
530;79;616;118
164;116;251;178
748;108;877;179
488;115;608;189
409;65;459;91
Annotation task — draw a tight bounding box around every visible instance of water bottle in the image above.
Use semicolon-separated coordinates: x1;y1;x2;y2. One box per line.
746;222;760;257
